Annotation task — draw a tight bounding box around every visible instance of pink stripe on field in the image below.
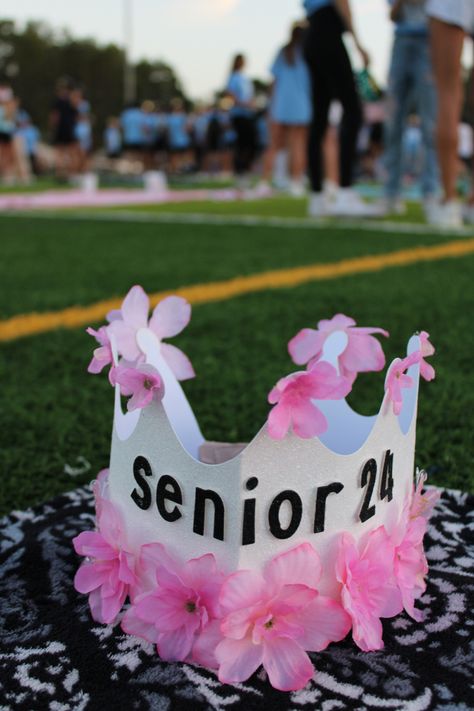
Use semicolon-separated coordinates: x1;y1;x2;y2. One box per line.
0;187;272;211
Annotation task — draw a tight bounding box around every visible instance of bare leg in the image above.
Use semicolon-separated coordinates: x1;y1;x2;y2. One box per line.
262;122;286;181
430;18;465;201
287;125;308;180
55;146;68;179
323;126;340;185
0;143;15;180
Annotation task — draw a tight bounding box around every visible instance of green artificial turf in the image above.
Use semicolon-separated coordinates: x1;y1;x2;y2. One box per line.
0;213;473;516
104;196;426;223
0;213;456;319
0;178;70;194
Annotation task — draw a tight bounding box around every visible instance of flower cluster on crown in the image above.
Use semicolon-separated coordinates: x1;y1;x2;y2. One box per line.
75;285;440;691
74;468;439;691
86;284;435;431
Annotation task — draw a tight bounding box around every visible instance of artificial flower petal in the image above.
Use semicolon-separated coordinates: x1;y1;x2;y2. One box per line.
288;328;326;366
121;285;150;329
262;635;314;691
74;562;110;594
296;596;351;651
158;625;197;662
192;619;223;669
216;636;264;684
121;606;161;644
219;569;265;616
264;542;322;592
149;295;191;340
160;343;196;381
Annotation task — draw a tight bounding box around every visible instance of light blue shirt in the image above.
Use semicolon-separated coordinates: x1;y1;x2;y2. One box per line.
75;120;92;151
193;113;210;144
104;126;121;153
388;0;428;36
18;125;40;154
121;107;144;145
167;113;190;149
270;48;312;125
303;0;331;16
142;112;159;145
227;71;254;118
0;105;14;134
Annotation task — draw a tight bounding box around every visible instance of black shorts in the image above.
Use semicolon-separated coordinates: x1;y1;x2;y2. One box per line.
168;145;190;154
53;124;76;145
154;136;167;152
370;122;383;146
0;132;13;144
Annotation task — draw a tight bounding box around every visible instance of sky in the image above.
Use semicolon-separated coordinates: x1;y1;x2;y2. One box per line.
1;1;398;99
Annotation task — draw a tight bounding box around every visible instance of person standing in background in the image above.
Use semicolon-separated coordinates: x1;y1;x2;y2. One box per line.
303;0;376;216
72;89;93;174
50;80;79;179
382;0;438;218
104;117;122;159
192;103;211;172
426;0;474;226
121;101;145;159
16;112;41;176
226;54;256;180
166;98;192;173
262;23;312;197
0;83;16;181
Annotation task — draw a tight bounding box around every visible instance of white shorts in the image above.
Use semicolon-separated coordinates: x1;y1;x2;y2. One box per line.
426;0;474;34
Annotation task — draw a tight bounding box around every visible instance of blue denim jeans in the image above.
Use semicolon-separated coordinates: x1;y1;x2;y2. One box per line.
384;34;438;199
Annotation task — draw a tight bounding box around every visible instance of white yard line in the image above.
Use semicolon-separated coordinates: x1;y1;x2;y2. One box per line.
1;208;473;237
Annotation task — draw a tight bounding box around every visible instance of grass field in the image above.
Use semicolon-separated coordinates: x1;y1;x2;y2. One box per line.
0;196;473;516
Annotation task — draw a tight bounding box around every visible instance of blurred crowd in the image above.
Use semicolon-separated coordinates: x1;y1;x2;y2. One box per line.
0;0;473;226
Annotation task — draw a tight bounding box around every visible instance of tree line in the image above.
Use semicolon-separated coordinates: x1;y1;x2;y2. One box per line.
0;19;189;142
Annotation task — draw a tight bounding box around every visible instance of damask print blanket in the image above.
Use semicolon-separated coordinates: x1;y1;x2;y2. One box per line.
0;486;473;711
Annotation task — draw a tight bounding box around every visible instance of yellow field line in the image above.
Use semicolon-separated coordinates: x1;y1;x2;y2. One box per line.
1;237;474;342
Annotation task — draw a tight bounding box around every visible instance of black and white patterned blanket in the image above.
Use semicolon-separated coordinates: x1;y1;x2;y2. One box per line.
0;486;473;711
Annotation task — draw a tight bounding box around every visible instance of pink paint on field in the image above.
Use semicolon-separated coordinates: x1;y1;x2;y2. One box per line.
0;187;271;211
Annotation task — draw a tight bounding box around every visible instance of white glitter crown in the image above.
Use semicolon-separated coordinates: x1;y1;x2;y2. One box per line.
107;328;421;593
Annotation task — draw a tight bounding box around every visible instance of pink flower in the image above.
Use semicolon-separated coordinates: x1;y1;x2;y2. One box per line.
410;471;440;520
106;286;195;380
105;285;149;361
86;326;113;374
418;331;435;381
73;498;136;624
267;362;351;439
392;517;428;622
335;528;403;651
216;543;351;691
288;314;388;381
122;544;224;667
384;354;418;415
112;362;164;411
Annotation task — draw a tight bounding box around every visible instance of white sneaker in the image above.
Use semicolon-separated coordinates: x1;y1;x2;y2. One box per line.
323;179;339;202
380;196;406;216
253;180;272;197
288;179;306;198
308;192;330;217
426;200;463;228
328;188;382;217
422;195;438;222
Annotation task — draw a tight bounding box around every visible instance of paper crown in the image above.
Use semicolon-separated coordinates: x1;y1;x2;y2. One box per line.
73;287;438;692
109;326;421;592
